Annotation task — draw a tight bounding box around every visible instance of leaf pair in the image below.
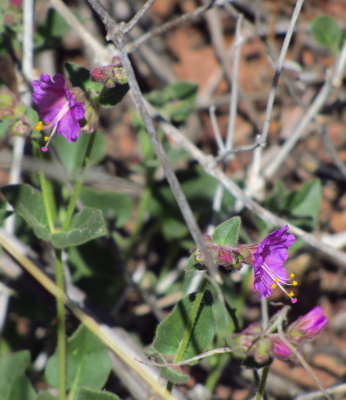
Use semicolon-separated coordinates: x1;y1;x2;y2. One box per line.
1;184;107;248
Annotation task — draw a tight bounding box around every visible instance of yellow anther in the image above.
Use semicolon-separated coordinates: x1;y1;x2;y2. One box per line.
44;136;49;141
271;284;277;289
290;273;295;278
36;121;43;131
293;281;298;286
274;278;279;283
288;292;294;297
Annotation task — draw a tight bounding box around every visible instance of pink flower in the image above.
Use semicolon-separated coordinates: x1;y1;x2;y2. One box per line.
287;306;328;342
32;73;85;151
253;225;297;303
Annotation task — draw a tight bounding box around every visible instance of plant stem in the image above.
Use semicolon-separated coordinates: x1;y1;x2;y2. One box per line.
34;142;55;233
166;276;209;392
55;249;67;400
256;366;270;400
62;131;97;232
34;142;66;399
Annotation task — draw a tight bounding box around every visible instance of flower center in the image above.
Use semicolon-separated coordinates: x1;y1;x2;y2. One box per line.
261;263;298;303
35;101;70;151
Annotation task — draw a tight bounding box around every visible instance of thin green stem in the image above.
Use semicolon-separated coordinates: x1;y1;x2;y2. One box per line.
256;366;270;400
62;131;97;231
34;142;66;399
55;249;66;400
166;276;209;392
34;142;55;233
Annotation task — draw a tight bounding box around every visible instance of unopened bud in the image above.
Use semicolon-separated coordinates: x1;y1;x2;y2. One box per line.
90;57;128;88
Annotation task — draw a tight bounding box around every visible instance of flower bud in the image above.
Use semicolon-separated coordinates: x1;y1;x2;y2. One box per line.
269;335;293;360
10;118;31;136
90;57;127;88
287;306;328;343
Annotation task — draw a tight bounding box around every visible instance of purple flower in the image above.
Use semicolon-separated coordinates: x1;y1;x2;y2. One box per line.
253;225;298;303
287;306;328;342
32;73;85;151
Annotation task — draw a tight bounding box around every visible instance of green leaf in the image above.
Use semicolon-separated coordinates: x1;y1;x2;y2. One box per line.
53;131;105;171
0;351;37;400
153;290;215;359
76;387;121;400
51;207;107;248
65;62;103;93
80;187;133;227
37;392;56;400
285;179;321;229
145;81;198;122
145;348;189;385
311;15;341;54
0;184;50;240
212;217;241;246
162;217;189;240
99;83;130;108
46;325;112;391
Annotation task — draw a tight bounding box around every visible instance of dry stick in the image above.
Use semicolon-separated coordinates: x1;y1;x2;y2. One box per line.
264;40;346;179
215;137;263;162
295;383;346;400
209;105;225;153
223;1;305;112
205;4;261;131
259;0;305;145
158;120;346;268
127;2;213;52
86;0;221;285
49;0;110;63
225;13;243;152
122;0;157;34
139;346;233;368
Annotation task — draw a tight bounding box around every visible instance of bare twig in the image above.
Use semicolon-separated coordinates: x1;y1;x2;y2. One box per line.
127;2;213;52
139;346;233;367
86;0;221;283
264;40;346;179
259;0;305;145
225;13;244;152
209;105;225;153
215;136;264;162
295;383;346;400
49;0;110;63
123;0;156;34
